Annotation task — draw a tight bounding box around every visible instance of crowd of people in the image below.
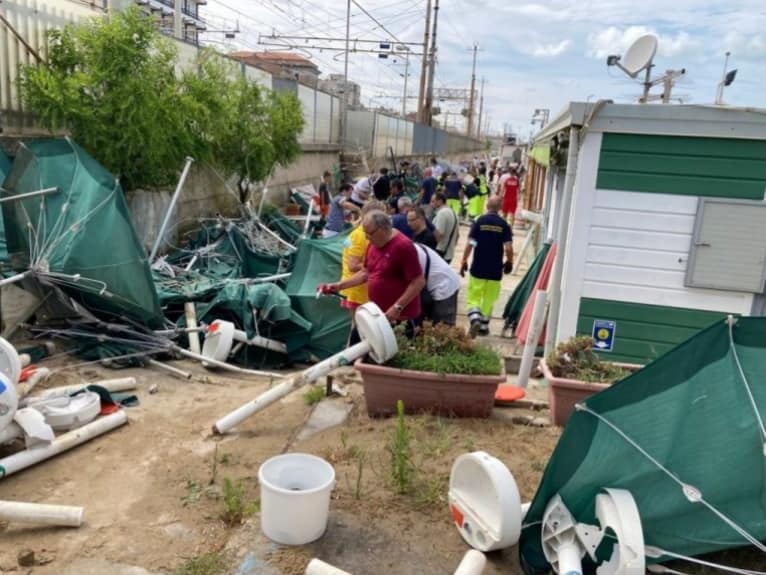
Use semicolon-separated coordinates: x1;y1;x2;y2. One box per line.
318;157;520;339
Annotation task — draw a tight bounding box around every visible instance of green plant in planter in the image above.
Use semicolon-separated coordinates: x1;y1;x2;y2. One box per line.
547;336;631;383
384;322;502;376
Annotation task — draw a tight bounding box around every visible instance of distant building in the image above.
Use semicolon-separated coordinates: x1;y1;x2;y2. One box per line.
113;0;207;45
318;74;361;108
230;51;320;86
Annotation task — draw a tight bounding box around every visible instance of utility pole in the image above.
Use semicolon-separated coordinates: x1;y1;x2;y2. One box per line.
476;77;485;139
417;0;432;123
401;49;410;117
341;0;351;146
423;0;439;126
466;44;478;136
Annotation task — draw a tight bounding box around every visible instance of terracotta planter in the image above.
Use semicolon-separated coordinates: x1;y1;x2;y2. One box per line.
355;360;505;418
540;359;641;426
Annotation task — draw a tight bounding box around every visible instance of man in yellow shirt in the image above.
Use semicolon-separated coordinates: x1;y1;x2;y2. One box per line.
340;200;387;343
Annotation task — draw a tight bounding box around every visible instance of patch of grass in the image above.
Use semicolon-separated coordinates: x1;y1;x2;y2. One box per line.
175;551;230;575
388;400;415;495
303;385;326;406
414;475;448;508
181;479;202;507
386;323;502;375
221;478;259;526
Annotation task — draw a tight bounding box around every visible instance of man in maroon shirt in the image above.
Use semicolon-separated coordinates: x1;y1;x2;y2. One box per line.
322;210;425;322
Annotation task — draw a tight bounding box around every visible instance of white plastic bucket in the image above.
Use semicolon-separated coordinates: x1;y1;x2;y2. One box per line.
258;453;335;545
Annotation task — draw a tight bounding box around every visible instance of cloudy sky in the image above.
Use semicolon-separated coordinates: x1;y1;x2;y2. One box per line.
200;0;766;138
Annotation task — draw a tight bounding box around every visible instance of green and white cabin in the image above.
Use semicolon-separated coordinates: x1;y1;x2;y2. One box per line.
533;103;766;365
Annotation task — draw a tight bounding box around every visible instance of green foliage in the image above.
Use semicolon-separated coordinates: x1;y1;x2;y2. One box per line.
546;336;632;383
386;322;503;376
175;552;230;575
221;477;259;526
388;400;415;495
19;9;303;193
303;385;326;406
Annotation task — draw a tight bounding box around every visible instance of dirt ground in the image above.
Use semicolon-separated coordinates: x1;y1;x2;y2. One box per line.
0;358;560;575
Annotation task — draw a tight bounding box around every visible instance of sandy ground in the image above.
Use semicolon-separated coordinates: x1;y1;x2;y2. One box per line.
0;359;559;575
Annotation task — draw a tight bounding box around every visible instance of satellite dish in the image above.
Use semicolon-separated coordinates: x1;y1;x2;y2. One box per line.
622;34;658;77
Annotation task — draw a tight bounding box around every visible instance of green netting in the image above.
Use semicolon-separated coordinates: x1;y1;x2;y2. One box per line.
0;150;11;262
503;242;551;329
285;233;351;360
1;138;163;327
520;317;766;573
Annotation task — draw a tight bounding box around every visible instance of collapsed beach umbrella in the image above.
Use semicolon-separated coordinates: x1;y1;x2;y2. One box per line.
1;138;163;328
520;316;766;574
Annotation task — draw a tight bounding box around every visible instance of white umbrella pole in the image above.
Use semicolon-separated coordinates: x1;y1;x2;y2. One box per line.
0;500;83;527
0;411;128;479
517;290;547;389
213;340;370;434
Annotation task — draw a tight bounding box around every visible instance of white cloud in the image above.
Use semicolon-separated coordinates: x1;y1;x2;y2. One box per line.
526;40;571;58
587;26;701;59
722;31;766;59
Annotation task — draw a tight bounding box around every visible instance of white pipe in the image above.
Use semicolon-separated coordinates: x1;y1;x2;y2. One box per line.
247;272;292;284
0;270;32;287
0;500;83;527
544;126;579;356
174;347;283;379
147;359;191;380
184;302;201;354
556;541;583;575
213;340;370;434
149;156;194;261
0;423;22;444
256;221;297;252
0;411;128;479
454;550;487;575
0;187;59;203
230;327;288;354
512;223;536;275
305;559;352;575
184;254;198;272
517;290;547;389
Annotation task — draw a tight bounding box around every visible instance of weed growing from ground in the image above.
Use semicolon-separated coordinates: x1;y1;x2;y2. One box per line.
221;478;259;526
389;400;415;495
175;551;229;575
303;385;326;405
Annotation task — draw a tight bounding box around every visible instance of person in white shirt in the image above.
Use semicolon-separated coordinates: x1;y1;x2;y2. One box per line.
430;157;444;180
413;242;460;326
350;177;372;207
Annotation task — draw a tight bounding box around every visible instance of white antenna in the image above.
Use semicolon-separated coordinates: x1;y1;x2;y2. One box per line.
606;34;685;104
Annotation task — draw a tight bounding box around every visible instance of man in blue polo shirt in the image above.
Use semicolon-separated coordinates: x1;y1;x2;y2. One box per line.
459;196;513;337
417;167;437;218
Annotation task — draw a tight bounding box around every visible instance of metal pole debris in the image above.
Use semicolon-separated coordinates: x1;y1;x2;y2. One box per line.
149;157;195;261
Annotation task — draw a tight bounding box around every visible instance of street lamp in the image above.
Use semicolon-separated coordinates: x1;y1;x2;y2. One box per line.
531;108;549;128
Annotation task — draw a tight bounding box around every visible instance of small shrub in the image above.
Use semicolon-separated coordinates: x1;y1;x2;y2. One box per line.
221;478;259;526
303;385;326;406
546;336;632;383
388;400;415;495
385;322;502;375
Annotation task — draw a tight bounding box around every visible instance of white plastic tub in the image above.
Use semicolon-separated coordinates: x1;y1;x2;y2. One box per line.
258;453;335;545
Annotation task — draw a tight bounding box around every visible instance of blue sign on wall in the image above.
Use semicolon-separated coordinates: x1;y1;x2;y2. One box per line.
592;319;616;352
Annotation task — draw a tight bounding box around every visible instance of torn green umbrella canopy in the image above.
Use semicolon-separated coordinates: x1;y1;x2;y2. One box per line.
1;138;163;327
520;317;766;573
286;233;351;360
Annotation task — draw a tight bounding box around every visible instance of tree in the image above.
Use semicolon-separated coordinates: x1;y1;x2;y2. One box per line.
184;51;304;202
19;9;304;195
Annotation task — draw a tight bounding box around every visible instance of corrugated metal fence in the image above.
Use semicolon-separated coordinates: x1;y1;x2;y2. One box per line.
1;0;483;156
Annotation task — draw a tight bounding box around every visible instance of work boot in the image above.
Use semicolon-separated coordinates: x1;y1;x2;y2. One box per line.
468;308;483;338
478;317;490;337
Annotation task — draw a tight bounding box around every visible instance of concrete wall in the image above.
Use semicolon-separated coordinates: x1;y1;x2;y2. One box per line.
125;147;340;253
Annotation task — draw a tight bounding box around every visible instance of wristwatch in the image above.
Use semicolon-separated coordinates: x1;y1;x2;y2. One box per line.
394;303;404;313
